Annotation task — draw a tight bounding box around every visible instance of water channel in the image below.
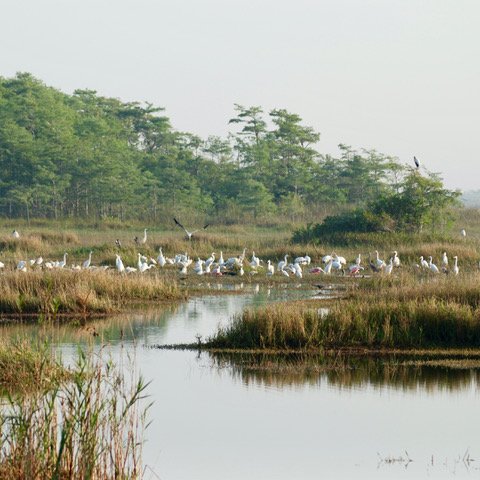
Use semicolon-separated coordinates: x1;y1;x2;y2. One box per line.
4;285;480;479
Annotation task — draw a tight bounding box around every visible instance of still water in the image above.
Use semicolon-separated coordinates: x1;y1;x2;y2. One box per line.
6;285;480;479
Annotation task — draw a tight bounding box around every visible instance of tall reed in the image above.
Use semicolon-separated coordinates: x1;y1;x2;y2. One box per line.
0;348;150;479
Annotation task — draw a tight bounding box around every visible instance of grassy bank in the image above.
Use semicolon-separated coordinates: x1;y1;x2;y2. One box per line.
0;342;148;479
0;270;184;317
204;272;480;351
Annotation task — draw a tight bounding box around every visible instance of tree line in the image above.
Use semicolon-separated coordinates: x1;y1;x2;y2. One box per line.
0;73;458;225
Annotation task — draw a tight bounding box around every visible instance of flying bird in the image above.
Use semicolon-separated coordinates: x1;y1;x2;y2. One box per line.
173;218;209;240
413;156;420;168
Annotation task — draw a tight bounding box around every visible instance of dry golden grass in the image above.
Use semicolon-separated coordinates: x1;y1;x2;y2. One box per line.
0;270;184;316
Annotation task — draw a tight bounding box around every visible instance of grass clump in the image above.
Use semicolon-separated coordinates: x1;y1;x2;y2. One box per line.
0;346;149;479
209;296;480;350
0;340;68;394
0;270;184;317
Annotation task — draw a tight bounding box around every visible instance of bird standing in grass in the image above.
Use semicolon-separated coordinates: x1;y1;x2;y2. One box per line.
452;256;459;275
83;251;93;269
414;156;420;168
428;256;439;273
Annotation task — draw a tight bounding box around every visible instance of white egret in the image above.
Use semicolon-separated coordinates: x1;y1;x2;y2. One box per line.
428;256;439;274
83;251;93;269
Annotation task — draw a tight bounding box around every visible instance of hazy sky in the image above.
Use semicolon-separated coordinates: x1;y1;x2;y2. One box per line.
2;0;479;189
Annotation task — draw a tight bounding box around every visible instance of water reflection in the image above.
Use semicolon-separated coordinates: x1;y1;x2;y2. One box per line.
209;352;480;393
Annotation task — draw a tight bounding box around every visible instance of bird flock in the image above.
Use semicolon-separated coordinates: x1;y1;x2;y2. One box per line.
5;227;466;277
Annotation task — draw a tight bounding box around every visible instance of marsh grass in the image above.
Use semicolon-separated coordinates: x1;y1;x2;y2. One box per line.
0;270;184;317
0;348;149;479
0;340;67;394
208;272;480;350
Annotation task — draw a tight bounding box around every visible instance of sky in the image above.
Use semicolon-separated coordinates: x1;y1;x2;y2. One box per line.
1;0;479;190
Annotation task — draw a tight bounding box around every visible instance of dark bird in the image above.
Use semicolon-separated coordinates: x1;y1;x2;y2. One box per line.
173;218;209;240
134;236;140;246
413;156;420;168
115;239;122;248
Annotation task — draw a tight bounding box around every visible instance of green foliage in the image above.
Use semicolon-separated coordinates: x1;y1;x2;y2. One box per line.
0;73;456;225
294;170;460;242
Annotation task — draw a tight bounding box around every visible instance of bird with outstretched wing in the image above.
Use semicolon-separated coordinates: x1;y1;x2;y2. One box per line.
173;218;209;240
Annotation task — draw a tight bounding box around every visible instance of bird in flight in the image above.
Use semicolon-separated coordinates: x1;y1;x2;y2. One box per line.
413;156;420;168
173;218;209;240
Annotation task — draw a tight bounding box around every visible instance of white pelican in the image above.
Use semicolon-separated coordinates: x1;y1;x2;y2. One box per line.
173;217;209;240
428;256;439;273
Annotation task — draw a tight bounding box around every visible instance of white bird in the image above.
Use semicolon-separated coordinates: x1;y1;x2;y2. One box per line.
392;251;400;267
324;259;333;274
441;252;448;270
173;217;209;240
384;258;394;275
266;260;274;276
58;253;68;269
141;228;148;244
115;254;125;273
157;248;166;267
293;263;303;278
250;251;260;268
137;253;145;270
12;230;20;239
0;262;4;269
205;253;216;269
125;266;137;273
355;253;362;266
374;251;386;269
428;256;439;274
304;254;311;265
35;256;43;266
420;256;429;269
139;262;154;273
178;262;188;275
322;255;332;264
218;251;225;267
238;266;244;276
16;260;27;272
277;254;288;272
335;255;347;266
461;229;466;238
294;256;307;265
281;268;290;277
83;251;93;269
452;256;459;275
193;258;204;274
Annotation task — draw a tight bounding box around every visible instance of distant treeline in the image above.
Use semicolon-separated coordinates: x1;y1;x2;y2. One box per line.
0;72;450;224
